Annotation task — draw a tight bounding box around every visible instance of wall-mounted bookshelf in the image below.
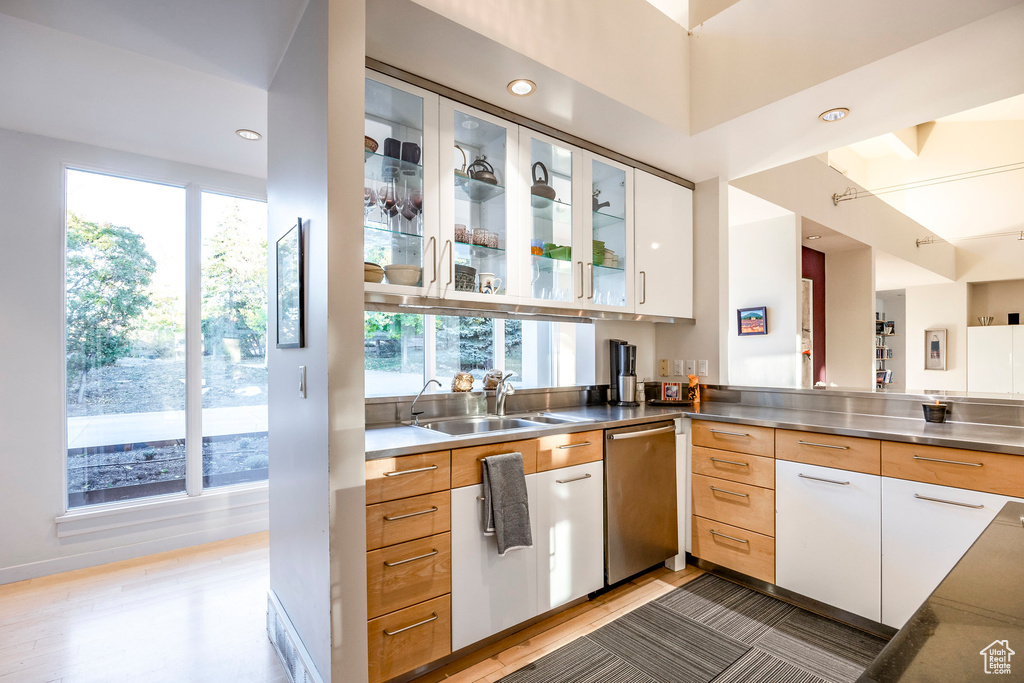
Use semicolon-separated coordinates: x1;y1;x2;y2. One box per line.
875;314;896;386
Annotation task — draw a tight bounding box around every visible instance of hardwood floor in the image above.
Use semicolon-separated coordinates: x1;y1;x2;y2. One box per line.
0;533;701;683
0;533;285;683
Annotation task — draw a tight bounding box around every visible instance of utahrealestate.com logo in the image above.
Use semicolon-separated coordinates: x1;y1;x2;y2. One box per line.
981;640;1015;675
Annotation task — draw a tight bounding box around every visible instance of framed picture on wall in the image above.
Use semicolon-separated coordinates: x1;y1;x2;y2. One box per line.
737;306;768;336
276;217;304;349
925;328;946;371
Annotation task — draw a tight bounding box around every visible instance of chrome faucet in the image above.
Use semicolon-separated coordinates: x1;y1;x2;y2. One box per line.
495;372;515;417
410;378;442;425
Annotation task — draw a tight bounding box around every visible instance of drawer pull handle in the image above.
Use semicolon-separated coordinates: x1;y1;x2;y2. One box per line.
383;506;438;522
796;440;849;450
383;465;438;477
556;473;592;484
710;486;748;498
709;529;749;544
383;549;438;567
609;425;675;440
558;442;592;449
709;429;748;437
914;493;984;509
912;455;983;467
798;473;850;486
383;612;438;636
709;457;749;467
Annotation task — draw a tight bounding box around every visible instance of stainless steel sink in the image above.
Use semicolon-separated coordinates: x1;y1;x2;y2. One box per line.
415;416;544;435
519;414;585;425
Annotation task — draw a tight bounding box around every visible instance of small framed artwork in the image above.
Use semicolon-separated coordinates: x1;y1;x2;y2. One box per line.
662;382;681;401
737;306;768;336
925;328;946;371
276;217;304;349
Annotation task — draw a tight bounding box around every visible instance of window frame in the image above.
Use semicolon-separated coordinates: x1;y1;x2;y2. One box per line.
61;163;267;514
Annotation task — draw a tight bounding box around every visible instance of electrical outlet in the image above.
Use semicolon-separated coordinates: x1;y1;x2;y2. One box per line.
672;360;684;376
697;359;709;377
685;360;696;376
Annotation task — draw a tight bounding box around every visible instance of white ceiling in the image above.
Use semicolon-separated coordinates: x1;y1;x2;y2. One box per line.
939;92;1024;121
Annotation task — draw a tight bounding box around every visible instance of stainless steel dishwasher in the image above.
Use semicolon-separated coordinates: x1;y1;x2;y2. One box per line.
604;421;679;584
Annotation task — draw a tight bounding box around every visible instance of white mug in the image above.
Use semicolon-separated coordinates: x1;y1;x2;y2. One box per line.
478;273;502;295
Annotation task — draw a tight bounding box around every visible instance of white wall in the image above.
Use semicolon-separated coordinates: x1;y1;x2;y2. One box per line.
823;247;876;389
905;282;969;392
0;127;266;584
594;320;656;386
656;177;730;384
727;214;802;387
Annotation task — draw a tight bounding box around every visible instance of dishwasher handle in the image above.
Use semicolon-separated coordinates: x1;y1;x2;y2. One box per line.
608;425;675;440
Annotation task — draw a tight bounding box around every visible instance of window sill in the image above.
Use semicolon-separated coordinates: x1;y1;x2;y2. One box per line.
55;481;269;539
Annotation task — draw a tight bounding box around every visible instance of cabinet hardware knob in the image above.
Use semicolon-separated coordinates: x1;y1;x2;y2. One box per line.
709;529;748;544
914;493;984;509
383;465;438;477
798;473;850;485
796;440;849;450
912;455;983;467
382;506;438;522
383;549;438;567
710;486;748;498
383;612;438;636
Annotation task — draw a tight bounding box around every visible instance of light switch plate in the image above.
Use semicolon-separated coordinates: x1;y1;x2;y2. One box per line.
697;360;709;376
298;365;306;398
685;360;696;375
659;359;670;377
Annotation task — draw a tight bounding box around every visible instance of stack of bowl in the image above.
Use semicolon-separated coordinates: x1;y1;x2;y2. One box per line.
364;262;384;283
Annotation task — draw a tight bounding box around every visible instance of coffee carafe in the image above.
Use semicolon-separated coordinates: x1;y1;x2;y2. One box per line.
608;339;639;406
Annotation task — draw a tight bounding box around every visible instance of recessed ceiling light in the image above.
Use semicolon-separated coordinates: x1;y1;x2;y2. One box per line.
461;119;479;130
818;108;849;123
507;79;536;97
236;128;262;141
806;235;822;240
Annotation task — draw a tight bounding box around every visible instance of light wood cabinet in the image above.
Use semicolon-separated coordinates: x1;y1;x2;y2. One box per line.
365;450;450;505
881;441;1024;498
691;420;775;457
775;429;880;475
691;516;774;583
536;429;602;471
367;594;452;683
775;460;881;621
366;490;451;551
450;438;539;488
691;446;775;489
366;532;451;620
691;473;774;536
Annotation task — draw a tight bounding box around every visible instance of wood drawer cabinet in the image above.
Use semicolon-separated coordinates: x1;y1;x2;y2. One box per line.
776;429;880;475
881;441;1024;498
691;516;774;583
536;429;603;472
451;439;539;488
366;491;451;551
691;473;774;536
366;532;451;619
365;450;451;505
368;594;452;683
692;446;774;488
692;420;774;457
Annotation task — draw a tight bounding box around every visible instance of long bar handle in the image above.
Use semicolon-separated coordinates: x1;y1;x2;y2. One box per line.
709;429;748;437
587;262;594;300
640;270;646;305
556;473;592;485
577;261;584;300
383;549;438;567
383;465;438;477
558;442;592;449
427;236;437;284
797;440;849;450
913;455;983;467
798;473;850;486
709;457;749;467
914;493;984;509
382;506;438;522
383;613;438;636
446;240;453;286
709;529;749;544
608;425;675;440
710;486;749;498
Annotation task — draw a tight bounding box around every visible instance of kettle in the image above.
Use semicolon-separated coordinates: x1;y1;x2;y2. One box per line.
454;145;469;179
467;156;498;185
592;189;611;212
531;162;557;200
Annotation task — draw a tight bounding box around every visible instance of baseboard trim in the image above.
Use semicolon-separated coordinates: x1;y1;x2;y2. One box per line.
268;590;326;683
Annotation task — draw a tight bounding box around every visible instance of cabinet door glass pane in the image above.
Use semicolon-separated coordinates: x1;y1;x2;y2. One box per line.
453;111;507;295
364;78;425;284
591;160;627;307
529;138;574;302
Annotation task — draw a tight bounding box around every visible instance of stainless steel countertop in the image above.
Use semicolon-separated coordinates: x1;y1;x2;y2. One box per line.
364;405;686;459
685;402;1024;456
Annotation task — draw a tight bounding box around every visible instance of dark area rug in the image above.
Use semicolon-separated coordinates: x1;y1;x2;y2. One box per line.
499;574;888;683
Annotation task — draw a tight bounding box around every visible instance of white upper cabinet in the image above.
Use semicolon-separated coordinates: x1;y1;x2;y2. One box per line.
363;71;440;295
437;99;519;302
634;170;693;318
580;154;634;312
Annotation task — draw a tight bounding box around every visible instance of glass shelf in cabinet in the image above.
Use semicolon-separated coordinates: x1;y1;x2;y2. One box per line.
364;150;422;183
454;241;505;259
455;176;506;203
593;263;625;274
364;224;424;241
592;210;625;230
531;254;574;273
530;195;572;223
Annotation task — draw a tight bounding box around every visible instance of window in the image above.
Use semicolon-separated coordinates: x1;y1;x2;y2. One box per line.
65;169;266;508
364;312;590;397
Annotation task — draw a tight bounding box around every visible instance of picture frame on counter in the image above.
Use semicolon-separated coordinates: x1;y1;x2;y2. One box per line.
737;306;768;336
662;382;681;401
925;328;946;371
276;217;305;349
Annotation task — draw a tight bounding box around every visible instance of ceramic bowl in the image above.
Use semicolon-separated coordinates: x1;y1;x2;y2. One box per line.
364;136;379;153
364;263;384;283
384;264;421;286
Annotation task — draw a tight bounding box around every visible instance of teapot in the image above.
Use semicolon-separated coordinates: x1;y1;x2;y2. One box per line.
531;162;557;200
467;155;498;185
454;145;469;179
592;189;611;212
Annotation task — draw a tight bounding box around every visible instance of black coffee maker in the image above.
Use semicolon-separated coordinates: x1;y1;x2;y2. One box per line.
608;339;639;406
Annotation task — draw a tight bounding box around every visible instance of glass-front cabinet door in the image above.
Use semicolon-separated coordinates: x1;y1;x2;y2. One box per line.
519;130;582;307
582;154;633;311
437;100;518;301
363;71;439;293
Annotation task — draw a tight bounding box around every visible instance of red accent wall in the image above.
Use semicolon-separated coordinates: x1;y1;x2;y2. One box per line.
802;247;826;383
